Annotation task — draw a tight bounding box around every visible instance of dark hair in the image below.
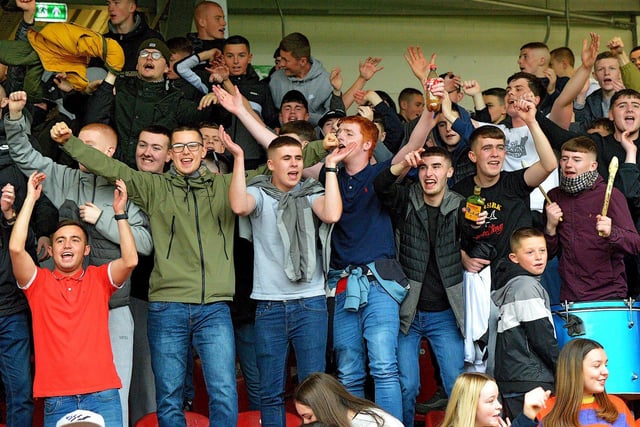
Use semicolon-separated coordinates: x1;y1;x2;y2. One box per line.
610;88;640;107
279;32;310;59
171;126;202;146
550;47;575;67
561;135;597;155
421;146;453;164
375;90;397;114
587;118;614;135
166;37;193;56
595;51;616;65
267;135;302;157
631;46;640;55
507;72;546;100
280;120;316;143
482;87;506;100
224;35;251;51
141;124;171;139
199;121;220;131
510;227;544;252
469;125;506;149
52;219;89;243
280;90;308;111
398;87;423;106
520;42;549;51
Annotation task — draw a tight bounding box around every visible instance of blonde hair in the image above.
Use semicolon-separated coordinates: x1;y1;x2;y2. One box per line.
441;373;494;427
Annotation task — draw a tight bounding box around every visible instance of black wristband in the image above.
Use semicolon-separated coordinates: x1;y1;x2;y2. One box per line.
114;213;128;221
4;210;16;226
325;167;338;173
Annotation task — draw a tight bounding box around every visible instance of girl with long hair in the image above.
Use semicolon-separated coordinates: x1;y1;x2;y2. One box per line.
441;372;548;427
294;372;403;426
539;338;633;427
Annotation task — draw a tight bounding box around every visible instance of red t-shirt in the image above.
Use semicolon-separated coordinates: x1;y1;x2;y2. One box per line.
22;264;122;397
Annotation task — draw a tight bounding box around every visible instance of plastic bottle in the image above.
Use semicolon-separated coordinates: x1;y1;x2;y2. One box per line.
465;186;485;221
426;64;441;112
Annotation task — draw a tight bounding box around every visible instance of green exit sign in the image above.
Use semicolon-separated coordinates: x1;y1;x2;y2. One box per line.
35;2;67;22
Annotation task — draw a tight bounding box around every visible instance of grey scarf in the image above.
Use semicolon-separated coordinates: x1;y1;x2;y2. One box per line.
249;176;325;282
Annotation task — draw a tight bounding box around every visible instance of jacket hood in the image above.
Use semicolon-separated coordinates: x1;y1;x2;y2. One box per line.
491;257;540;303
107;12;150;41
408;182;460;217
291;56;326;83
432;102;471;157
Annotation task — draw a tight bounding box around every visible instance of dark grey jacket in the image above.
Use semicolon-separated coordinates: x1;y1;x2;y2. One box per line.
373;168;465;335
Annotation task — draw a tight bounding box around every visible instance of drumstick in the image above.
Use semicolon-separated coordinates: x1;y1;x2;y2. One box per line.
539;186;563;222
521;161;562;222
599;156;619;237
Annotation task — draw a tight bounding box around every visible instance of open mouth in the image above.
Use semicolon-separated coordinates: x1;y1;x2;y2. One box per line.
423;178;437;189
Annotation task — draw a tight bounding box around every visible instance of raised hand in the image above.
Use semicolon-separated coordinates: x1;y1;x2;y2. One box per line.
359;57;383;81
50;122;73;145
1;183;15;218
330;67;343;92
26;171;46;201
404;46;436;82
113;179;127;215
79;202;102;225
219;125;244;158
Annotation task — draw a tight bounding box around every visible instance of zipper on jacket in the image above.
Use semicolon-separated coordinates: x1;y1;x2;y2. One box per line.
166;216;175;259
191;191;206;304
218;217;229;260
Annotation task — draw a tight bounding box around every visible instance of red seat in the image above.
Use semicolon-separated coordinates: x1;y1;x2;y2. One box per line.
237;410;301;426
424;410;446;427
134;411;209;426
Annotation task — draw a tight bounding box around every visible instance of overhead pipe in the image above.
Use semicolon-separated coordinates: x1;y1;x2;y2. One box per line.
564;0;570;47
469;0;635;30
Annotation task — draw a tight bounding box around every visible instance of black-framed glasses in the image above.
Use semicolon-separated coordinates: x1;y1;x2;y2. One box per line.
170;142;203;153
139;50;163;60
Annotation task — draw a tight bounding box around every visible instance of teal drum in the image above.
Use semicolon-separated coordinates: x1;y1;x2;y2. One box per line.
552;300;640;394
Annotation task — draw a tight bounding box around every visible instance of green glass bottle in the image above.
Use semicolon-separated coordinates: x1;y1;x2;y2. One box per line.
465;186;484;221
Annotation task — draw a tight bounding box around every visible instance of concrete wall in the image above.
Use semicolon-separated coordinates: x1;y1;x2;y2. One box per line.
230;14;635;111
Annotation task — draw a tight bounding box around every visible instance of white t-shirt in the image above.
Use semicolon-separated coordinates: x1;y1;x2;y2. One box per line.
351;408;404;427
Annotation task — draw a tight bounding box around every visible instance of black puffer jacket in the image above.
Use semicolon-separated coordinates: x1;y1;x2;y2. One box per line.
373;167;465;334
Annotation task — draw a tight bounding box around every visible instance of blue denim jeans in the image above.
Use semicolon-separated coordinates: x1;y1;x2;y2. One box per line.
148;302;237;427
255;295;327;427
397;308;464;427
0;310;33;427
235;322;261;410
333;281;402;420
43;389;121;427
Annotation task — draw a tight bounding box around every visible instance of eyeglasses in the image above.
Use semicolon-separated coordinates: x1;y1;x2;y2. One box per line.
139;50;163;60
170;142;203;153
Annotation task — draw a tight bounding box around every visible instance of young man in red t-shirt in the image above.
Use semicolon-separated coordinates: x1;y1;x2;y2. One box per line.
9;172;137;427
